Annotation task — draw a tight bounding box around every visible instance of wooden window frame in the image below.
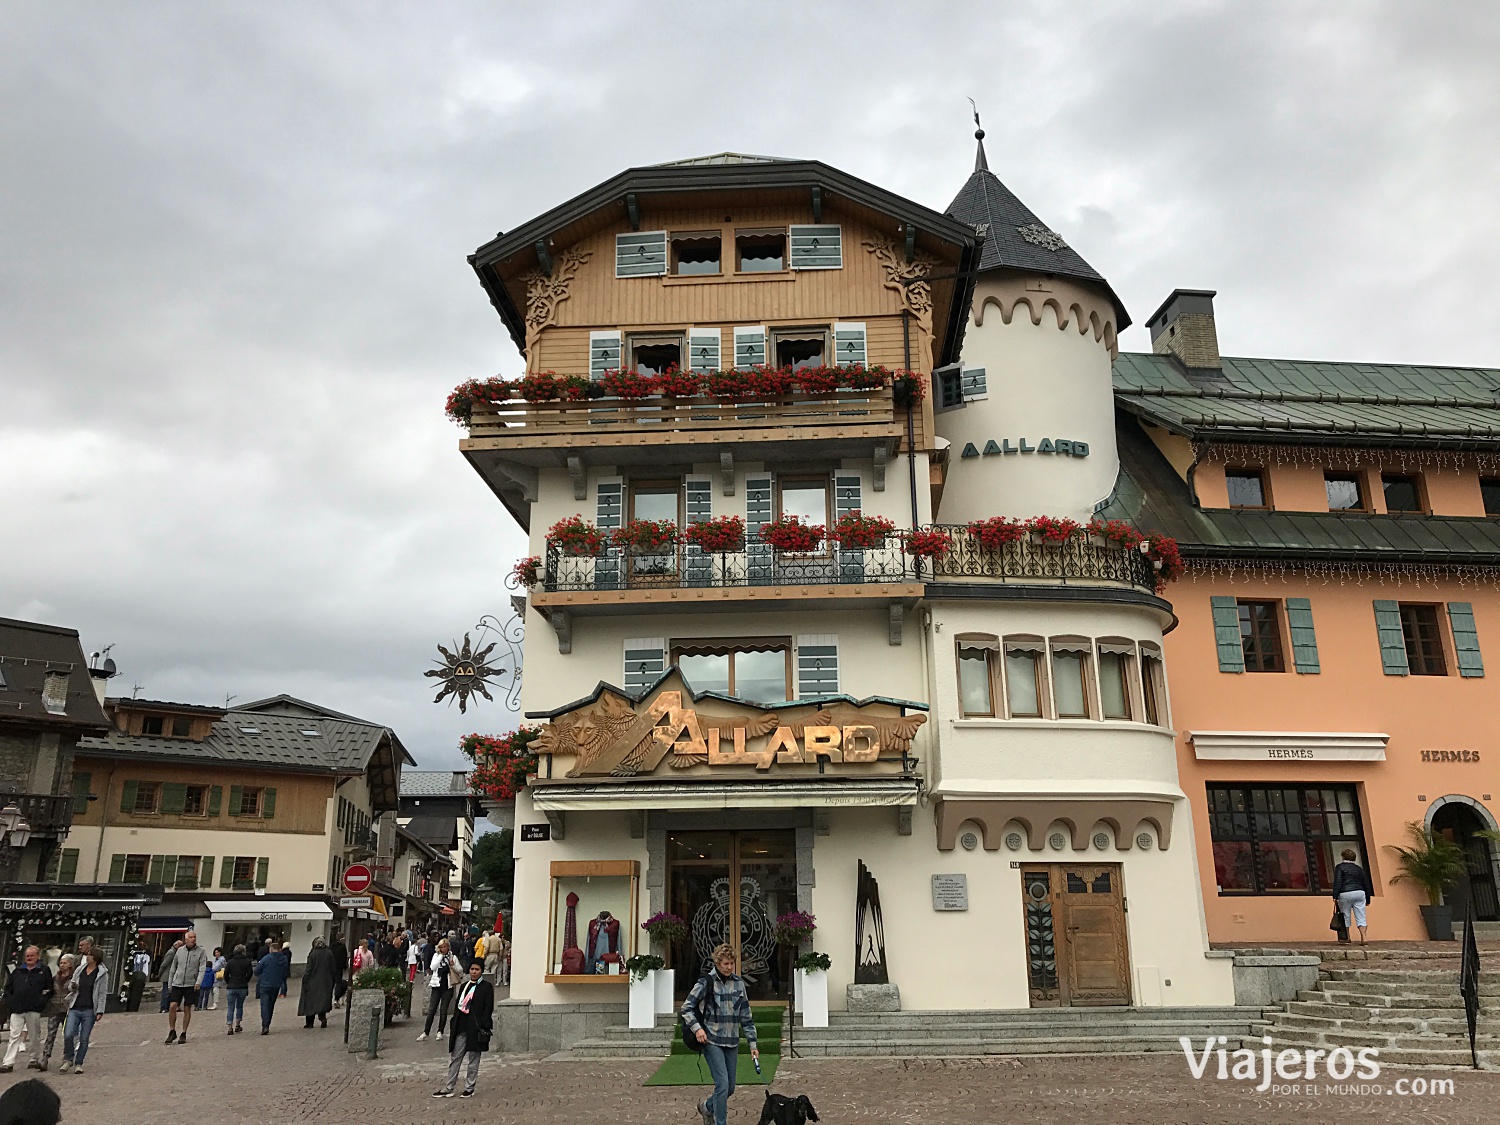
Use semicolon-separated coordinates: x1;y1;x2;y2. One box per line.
669;230;722;277
1224;466;1271;510
1323;471;1367;512
231;856;257;890
1397;602;1449;676
132;782;159;815
1380;472;1427;515
955;644;999;718
776;476;832;555
1049;641;1095;720
140;715;165;736
1237;600;1287;673
1003;643;1047;719
769;325;830;371
1097;648;1135;722
670;638;793;702
735;227;788;274
1140;650;1166;727
236;787;262;817
183;785;208;817
173;855;202;891
625;332;686;375
122;854;150;883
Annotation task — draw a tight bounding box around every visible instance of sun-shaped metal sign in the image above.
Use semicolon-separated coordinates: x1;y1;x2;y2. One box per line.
425;633;504;713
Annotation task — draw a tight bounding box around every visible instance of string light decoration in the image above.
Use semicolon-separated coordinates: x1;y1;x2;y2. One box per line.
1194;441;1500;475
1184;559;1500;589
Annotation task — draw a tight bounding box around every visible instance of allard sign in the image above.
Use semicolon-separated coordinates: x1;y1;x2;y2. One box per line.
533;680;925;780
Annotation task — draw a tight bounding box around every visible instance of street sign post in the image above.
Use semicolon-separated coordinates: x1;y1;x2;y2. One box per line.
342;864;373;894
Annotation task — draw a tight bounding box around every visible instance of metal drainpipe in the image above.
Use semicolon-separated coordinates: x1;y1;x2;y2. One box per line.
92;762;117;882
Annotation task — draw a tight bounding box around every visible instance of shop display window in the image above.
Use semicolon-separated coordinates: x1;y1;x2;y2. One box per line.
546;860;638;984
1208;784;1366;895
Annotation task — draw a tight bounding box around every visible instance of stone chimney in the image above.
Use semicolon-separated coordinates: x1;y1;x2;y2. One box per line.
1147;289;1220;369
42;669;70;715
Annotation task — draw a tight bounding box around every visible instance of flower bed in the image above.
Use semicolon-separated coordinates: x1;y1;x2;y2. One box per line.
759;516;825;553
830;511;895;549
684;515;745;553
967;516;1027;550
463;727;542;802
546;515;608;557
611;518;679;553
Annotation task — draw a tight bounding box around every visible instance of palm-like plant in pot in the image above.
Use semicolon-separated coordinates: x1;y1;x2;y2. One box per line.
1387;821;1470;940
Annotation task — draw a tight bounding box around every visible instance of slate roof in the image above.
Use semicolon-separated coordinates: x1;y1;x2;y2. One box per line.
0;617;108;733
1100;415;1500;564
1114;352;1500;448
946;137;1130;329
403;814;459;851
400;770;469;798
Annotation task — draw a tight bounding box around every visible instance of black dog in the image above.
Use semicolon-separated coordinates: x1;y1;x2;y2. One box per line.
758;1090;820;1125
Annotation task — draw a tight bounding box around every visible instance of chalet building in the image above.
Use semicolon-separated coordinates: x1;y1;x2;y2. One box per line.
1105;291;1500;943
67;694;415;964
456;143;1233;1051
391;822;454;932
398;770;478;914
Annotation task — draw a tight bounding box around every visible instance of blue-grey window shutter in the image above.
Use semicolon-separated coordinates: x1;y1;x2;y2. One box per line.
616;231;667;277
1284;597;1320;674
594;479;623;590
833;323;867;367
1372;600;1409;675
589;331;622;380
834;474;864;582
962;367;988;398
688;330;721;374
746;475;774;584
789;225;842;270
734;327;766;368
1447;602;1484;677
623;638;666;693
796;635;840;698
1210;597;1245;673
684;476;713;586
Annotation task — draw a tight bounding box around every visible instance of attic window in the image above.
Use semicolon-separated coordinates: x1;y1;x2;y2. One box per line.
736;229;785;273
671;232;721;276
238;726;261;735
141;716;164;736
300;729;321;737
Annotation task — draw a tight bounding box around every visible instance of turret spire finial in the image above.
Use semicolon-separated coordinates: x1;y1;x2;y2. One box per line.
968;98;988;172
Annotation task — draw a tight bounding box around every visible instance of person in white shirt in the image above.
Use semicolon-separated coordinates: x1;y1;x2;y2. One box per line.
406;937;420;984
416;939;459;1042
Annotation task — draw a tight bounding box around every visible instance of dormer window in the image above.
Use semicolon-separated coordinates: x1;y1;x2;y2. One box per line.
1225;468;1268;509
141;716;164;736
736;228;785;273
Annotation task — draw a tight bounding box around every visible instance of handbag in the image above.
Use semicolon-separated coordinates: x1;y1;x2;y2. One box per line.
1330;906;1348;934
677;975;713;1054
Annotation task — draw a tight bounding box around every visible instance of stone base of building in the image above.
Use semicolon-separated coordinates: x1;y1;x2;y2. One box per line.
846;983;901;1012
1229;953;1321;1006
496;999;629;1053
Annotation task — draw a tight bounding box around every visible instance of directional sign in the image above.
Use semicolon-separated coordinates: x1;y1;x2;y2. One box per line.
342;864;373;894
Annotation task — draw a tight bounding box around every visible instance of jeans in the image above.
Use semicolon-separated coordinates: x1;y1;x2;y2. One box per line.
226;988;247;1026
199;986;213;1008
443;1039;481;1094
258;990;281;1030
423;986;451;1036
63;1010;96;1067
3;1012;40;1068
701;1043;738;1125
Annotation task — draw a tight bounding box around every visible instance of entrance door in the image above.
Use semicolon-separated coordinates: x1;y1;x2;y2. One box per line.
1433;803;1500;922
1021;863;1130;1007
666;830;796;1000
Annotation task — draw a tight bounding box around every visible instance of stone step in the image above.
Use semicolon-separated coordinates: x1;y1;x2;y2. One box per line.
1455;921;1500;941
1272;1011;1480;1035
822;1006;1260;1027
1284;1000;1497;1022
1314;978;1500;998
1323;967;1500;984
1299;987;1469;1008
778;1035;1259;1058
792;1019;1263;1043
1261;1026;1500;1051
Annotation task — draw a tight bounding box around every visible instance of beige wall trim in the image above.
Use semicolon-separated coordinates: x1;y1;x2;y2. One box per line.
934;797;1174;852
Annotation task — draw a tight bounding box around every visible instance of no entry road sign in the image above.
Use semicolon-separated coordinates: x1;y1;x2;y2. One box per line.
342;864;373;894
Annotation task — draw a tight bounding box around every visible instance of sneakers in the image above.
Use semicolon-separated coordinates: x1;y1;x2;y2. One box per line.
165;1030;177;1045
26;1059;40;1070
431;1090;455;1098
72;1066;83;1075
459;1089;475;1098
37;1062;47;1072
697;1097;713;1125
416;1032;428;1041
178;1033;187;1044
58;1062;72;1074
227;1027;235;1035
0;1066;10;1074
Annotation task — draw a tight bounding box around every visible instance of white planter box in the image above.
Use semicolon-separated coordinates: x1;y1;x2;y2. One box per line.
795;968;829;1028
629;970;658;1029
654;966;676;1015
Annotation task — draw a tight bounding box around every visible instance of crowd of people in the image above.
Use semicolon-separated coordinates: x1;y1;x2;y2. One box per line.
0;937;109;1075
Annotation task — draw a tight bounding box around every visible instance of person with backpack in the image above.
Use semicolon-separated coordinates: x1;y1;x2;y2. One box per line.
679;944;759;1125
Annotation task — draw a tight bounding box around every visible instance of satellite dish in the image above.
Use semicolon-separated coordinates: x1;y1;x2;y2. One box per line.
101;658;117;678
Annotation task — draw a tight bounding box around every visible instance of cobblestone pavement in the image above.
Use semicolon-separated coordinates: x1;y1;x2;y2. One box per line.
7;1005;1500;1124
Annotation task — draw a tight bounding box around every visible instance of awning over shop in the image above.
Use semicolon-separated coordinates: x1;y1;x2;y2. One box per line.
138;916;194;933
203;900;335;922
529;778;921;812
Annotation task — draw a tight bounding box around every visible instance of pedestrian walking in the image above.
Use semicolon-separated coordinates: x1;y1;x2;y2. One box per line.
352;938;375;975
1332;847;1376;944
417;938;460;1042
222;944;253;1034
482;930;505;985
680;943;760;1125
0;945;54;1072
36;954;74;1073
199;947;223;1010
431;959;493;1099
252;939;290;1034
60;947;108;1075
406;934;421;983
157;939;182;1013
330;932;349;1009
298;937;337;1029
164;930;208;1044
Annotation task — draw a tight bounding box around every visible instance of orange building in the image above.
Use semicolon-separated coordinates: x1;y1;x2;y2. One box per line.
1105;289;1500;943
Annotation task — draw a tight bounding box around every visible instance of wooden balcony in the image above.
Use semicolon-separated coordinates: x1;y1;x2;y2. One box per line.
2;793;73;836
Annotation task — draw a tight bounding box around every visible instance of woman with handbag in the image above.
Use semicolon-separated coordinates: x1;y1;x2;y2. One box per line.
1331;848;1375;944
417;938;461;1042
431;959;493;1099
680;944;760;1125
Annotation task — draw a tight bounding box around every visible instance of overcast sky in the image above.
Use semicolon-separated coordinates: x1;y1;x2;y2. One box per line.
4;2;1499;771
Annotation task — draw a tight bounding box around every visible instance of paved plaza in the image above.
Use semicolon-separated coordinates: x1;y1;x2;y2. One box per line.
5;993;1498;1125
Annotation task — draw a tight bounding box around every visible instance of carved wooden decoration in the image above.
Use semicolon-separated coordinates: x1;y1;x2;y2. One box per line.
862;234;940;334
518;247;592;352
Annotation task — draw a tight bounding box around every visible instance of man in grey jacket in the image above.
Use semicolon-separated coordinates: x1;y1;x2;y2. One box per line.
164;931;209;1044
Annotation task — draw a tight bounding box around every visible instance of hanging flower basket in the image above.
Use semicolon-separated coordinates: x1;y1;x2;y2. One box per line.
904;528;953;559
966;516;1027;551
444;377;513;428
641;911;689;948
546;515;608;557
684;515;745;553
1027;515;1081;544
759;517;825;553
1144;532;1185;586
831;511;896;549
511;556;541;589
462;727;542;801
611;518;679;554
891;370;926;405
773;911;817;947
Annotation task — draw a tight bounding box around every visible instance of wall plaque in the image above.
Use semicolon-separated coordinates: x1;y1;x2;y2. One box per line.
930;874;969;912
520;823;551;842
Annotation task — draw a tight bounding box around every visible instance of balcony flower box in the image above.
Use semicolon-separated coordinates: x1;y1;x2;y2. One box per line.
844;363;888;392
903;528;953;559
684;516;745;553
601;370;658;400
546;516;608;557
759;517;825;554
831;511;896;550
1027;515;1081;545
611;518;679;554
1085;518;1144;551
655;367;701;398
796;364;844;395
463;728;542;803
967;516;1027;551
518;371;559;402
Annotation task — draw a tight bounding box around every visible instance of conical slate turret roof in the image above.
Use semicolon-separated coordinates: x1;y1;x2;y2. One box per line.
946;133;1130;328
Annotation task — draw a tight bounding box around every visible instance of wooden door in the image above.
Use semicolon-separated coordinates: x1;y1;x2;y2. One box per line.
1022;863;1130;1007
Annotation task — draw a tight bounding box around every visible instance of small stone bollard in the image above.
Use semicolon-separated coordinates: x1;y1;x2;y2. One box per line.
846;983;901;1012
348;988;385;1055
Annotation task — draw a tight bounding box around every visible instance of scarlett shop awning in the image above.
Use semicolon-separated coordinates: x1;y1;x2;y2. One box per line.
529;777;921;812
203;900;335;922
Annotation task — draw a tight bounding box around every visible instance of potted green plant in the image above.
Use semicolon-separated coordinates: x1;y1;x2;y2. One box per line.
1386;821;1469;940
351;966;412;1027
626;953;665;1028
792;950;830;1028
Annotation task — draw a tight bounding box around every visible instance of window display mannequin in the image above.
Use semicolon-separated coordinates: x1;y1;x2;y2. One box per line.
585;911;620;974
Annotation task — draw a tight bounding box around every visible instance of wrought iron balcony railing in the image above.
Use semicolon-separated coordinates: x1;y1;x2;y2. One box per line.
540;526;1158;596
0;793;73;836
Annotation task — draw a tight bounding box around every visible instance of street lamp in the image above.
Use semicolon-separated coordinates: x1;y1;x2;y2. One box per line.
0;805;33;848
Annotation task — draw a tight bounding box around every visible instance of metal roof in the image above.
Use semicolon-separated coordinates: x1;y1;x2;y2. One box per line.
652;152;792;167
1114;352;1500;448
399;770;469;797
80;708;391;772
0;617;108;733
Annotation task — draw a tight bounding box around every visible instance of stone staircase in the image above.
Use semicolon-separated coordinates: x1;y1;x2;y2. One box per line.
1258;948;1500;1067
563;1006;1270;1059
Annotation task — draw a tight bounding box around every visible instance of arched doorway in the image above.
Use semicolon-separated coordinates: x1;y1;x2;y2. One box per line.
1430;801;1500;922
